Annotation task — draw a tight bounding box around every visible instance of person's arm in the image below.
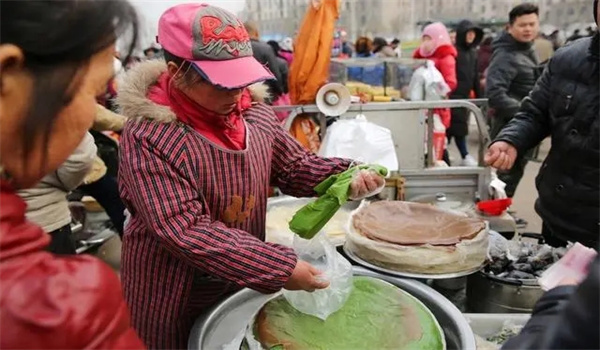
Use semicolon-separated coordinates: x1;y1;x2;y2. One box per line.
473;56;482;98
51;132;97;191
486;52;520;110
502;256;599;349
437;55;458;93
93;104;126;132
265;105;351;197
120;127;297;294
0;254;145;349
280;60;289;94
493;60;553;154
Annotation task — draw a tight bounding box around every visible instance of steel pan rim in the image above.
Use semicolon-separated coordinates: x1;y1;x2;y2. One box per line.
475;270;542;287
343;244;485;279
191;266;476;350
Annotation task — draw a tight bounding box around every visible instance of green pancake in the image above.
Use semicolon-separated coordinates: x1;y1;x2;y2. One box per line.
252;276;445;350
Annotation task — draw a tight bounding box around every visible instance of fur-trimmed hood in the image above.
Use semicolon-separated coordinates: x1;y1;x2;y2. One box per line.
116;60;270;123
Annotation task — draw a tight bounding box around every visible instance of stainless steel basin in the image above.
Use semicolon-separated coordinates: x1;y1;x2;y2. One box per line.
189;266;476;350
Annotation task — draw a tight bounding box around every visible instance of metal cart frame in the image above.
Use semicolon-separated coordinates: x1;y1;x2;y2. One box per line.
273;99;491;166
273;99;493;201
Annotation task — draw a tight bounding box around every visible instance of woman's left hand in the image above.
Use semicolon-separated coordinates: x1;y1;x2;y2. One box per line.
349;169;385;200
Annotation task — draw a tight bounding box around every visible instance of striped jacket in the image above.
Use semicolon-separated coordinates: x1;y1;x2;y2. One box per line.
116;61;350;349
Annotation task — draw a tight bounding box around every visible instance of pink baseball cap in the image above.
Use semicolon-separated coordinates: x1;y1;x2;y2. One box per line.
158;3;274;89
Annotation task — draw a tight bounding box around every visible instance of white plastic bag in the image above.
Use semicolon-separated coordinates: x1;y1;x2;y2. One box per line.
488;171;508;199
319;115;398;171
282;232;353;320
408;60;451;101
348;169;386;201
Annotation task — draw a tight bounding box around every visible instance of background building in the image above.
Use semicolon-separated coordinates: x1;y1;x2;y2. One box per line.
242;0;593;41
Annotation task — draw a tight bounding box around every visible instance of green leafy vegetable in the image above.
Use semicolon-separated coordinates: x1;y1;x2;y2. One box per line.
289;165;388;239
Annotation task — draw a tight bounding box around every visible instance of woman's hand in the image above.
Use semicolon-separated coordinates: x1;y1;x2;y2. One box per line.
284;260;329;292
349;169;385;200
485;141;518;170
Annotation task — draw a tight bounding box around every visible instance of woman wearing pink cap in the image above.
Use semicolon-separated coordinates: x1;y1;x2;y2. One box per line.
116;3;384;348
413;22;458;130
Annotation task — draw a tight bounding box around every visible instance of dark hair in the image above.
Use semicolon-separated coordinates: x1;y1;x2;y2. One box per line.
144;47;160;55
372;37;388;53
266;40;282;56
391;38;401;45
1;0;138;162
355;37;373;56
509;3;539;25
163;50;203;86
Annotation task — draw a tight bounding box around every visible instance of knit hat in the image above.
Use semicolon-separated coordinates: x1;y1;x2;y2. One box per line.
419;22;452;57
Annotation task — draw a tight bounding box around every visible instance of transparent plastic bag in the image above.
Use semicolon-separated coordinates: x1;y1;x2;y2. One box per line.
538;243;597;291
487;230;509;260
348;169;386;201
282;232;353;320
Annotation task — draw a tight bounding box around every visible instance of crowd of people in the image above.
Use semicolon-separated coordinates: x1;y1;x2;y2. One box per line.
0;0;598;349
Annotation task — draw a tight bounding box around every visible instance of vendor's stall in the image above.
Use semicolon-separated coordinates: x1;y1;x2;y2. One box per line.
329;57;426;101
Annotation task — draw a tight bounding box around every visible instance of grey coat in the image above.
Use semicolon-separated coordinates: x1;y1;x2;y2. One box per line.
18;133;96;232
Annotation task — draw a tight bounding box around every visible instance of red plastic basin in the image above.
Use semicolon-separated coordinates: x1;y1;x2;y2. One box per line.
477;198;512;216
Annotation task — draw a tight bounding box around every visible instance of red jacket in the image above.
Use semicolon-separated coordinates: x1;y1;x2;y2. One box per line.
414;44;458;128
0;182;145;349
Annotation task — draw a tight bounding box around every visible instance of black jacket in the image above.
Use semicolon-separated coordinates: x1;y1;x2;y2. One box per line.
502;254;599;349
486;31;539;122
451;20;483;99
250;39;285;98
448;20;483;137
495;33;599;246
273;56;289;94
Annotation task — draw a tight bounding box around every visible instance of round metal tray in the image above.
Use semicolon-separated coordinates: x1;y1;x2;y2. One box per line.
343;245;485;280
189;266;476;350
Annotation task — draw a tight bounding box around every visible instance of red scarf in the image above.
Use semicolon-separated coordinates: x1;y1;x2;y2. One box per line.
148;73;252;150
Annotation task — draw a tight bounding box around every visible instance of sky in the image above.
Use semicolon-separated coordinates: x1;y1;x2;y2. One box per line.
130;0;246;50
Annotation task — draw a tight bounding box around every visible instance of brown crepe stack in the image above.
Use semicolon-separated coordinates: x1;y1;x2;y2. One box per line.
347;201;488;274
353;201;486;246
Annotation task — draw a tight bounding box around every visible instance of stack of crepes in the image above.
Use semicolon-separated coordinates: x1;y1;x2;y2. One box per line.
346;201;488;274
